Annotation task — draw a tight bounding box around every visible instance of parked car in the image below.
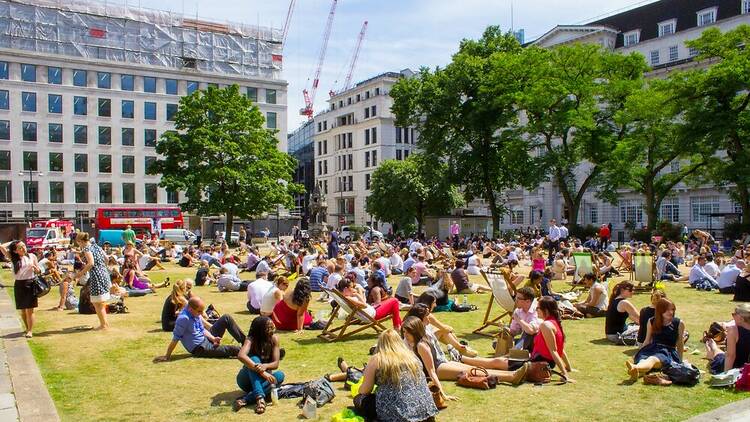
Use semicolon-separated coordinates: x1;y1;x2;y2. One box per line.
218;231;240;243
160;229;196;246
340;226;383;242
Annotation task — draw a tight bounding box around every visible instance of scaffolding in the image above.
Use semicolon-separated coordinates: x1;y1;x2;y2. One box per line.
0;0;283;79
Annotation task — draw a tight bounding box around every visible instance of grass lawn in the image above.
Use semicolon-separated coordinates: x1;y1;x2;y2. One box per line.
1;261;748;422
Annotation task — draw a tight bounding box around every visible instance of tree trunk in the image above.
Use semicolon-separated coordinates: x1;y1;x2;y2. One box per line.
225;211;234;244
739;184;750;225
416;202;424;236
644;181;657;233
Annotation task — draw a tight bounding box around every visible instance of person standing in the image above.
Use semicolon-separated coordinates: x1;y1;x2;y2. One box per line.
0;241;41;338
547;219;561;265
75;233;112;330
450;220;460;249
327;228;339;259
122;224;136;246
194;226;202;246
239;226;247;246
559;223;569;244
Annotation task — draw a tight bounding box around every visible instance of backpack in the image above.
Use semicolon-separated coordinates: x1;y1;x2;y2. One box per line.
298;377;335;408
78;285;96;314
107;299;128;314
662;361;700;386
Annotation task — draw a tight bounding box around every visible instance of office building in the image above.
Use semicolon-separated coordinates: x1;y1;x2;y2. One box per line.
288;120;314;228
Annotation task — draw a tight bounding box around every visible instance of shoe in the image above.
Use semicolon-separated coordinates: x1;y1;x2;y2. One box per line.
447;345;462;362
232;397;247;412
511;362;529;385
368;345;378;356
643;373;672;386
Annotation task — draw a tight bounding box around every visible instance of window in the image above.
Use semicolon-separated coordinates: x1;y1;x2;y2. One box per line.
371;105;377;117
659;197;680;222
404;128;409;143
0;90;8;109
623;30;640;47
73;96;87;115
49;153;63;172
98;98;111;117
372;127;377;143
23;181;38;203
98;154;111;173
99;182;112;203
396;150;402;160
266;112;277;129
365;129;370;145
48;123;62;143
365;151;370;167
0;62;7;79
167;189;179;204
0;181;10;203
145;183;158;203
266;89;277;104
0;121;7;141
375;88;380;95
74;154;88;173
22;92;36;112
49;181;64;203
74;125;87;144
120;74;135;91
404;149;410;159
98;126;111;145
166;79;178;95
22;122;37;142
697;8;717;26
49;211;65;219
744;0;750;14
143;77;156;93
589;206;598;224
47;67;62;84
0;151;9;170
144;102;156;120
187;81;199;95
166;104;178;121
48;94;62;113
669;45;679;62
689;47;700;57
619;199;643;223
73;69;87;87
650;50;660;66
365;174;371;190
97;72;111;89
144;156;156;173
735;201;744;214
122;155;135;173
21;64;36;82
365;108;370;119
372;150;377;166
122;183;135;203
121;100;134;118
144;129;157;147
691;196;720;222
75;182;88;203
121;128;134;146
246;87;257;101
658;20;676;37
510;209;524;225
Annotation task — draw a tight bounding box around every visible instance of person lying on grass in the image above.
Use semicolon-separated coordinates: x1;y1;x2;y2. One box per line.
626;298;685;381
233;316;284;415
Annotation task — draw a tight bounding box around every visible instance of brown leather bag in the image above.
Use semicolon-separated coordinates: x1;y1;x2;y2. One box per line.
456;367;498;390
526;361;552;384
493;327;513;357
428;382;447;409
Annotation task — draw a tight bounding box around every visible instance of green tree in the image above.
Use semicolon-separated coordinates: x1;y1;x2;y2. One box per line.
148;85;302;243
365;154;462;234
391;26;544;233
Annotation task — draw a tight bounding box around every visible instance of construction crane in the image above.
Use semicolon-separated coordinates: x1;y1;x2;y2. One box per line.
281;0;296;48
301;0;338;119
329;20;368;97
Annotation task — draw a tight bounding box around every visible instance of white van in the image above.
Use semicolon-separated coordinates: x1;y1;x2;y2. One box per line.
160;229;196;246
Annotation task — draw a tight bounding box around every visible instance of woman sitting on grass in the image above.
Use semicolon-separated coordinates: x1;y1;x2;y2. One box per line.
705;303;750;375
425;270;455;311
531;297;574;382
637;290;668;344
260;276;289;317
409;300;478;357
234;316;284;414
401;316;458;405
122;257;168;292
161;279;191;332
574;273;608;318
338;278;402;329
271;278;313;333
605;282;640;344
367;273;390;305
627;298;685;381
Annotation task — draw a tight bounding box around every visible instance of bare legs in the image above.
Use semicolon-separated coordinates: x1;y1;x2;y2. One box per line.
433;328;477;357
436;361;525;384
20;308;34;337
626;356;662;380
93;302;109;330
459;356;509;371
705;339;723;361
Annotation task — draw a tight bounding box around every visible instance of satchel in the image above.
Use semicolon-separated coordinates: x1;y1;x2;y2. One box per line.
428;382;447;409
662;362;700;386
32;276;51;298
527;361;552;384
298;377;335;408
494;327;513;357
456;367;498;390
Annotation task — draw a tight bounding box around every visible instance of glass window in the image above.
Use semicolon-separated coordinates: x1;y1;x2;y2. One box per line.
49;181;64;203
144;156;156;173
266;112;277;129
0;90;8;109
122;155;135;173
23;181;38;203
49;152;63;172
22;92;36;112
0;181;10;203
48;94;62;113
23;151;37;171
98;126;111;145
99;182;112;203
372;127;377;143
246;87;257;101
744;0;750;14
0;62;7;79
266;89;277;104
0;121;7;140
365;174;371;190
22;122;37;142
167;189;179;204
97;72;111;89
650;50;660;66
0;151;9;170
121;100;134;119
98;154;111;173
122;128;134;146
624;31;639;47
74;153;88;173
75;182;88;203
619;199;643;223
669;45;679;62
698;8;717;26
510;210;524;225
74;125;87;144
187;81;199;95
73;69;87;87
658;21;676;37
166;79;178;95
47;66;62;84
372;150;377;166
144;102;156;120
659;197;680;222
120;74;134;91
144;129;157;147
691;196;720;222
166;104;178;121
73;96;87;115
372;105;377;116
122;183;135;203
145;183;158;203
21;64;36;82
98;98;111;117
48;123;62;143
143;77;157;93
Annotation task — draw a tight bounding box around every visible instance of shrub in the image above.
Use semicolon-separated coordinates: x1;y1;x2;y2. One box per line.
654;221;683;242
346;225;367;240
724;221;750;240
630;228;652;243
569;224;599;240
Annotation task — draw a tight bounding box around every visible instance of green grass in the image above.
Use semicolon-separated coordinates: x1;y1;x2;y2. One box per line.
2;262;748;422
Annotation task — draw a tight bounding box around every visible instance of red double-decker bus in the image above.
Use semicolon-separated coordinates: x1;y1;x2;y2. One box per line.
96;207;184;237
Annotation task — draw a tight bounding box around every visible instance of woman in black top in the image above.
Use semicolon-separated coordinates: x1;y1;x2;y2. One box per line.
605;282;640;344
637;290;668;344
734;270;750;302
627;298;685;380
706;303;750;374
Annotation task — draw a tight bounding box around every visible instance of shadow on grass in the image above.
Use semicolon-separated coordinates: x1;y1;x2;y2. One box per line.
31;326;97;337
292;333;380;346
210;389;244;407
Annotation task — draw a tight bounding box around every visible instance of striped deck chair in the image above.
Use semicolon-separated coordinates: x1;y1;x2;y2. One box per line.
473;269;517;337
614;250;633;273
632;253;656;292
318;288;389;342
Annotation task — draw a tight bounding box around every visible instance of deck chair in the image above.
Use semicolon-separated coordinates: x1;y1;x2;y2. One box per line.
614;250;633;273
632;253;656;292
318;288;389;342
571;252;594;285
473;269;517;337
378;241;389;254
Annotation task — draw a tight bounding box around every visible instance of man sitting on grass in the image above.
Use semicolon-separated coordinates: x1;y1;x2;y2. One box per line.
154;296;245;361
217;267;249;292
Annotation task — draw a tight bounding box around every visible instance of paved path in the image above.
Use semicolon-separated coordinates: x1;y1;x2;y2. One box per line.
685;398;750;421
0;286;59;422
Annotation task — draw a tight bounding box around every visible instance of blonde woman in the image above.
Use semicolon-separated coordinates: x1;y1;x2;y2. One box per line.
355;329;439;422
161;279;190;332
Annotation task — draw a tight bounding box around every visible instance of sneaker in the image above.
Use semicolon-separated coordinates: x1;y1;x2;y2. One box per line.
447;345;462;362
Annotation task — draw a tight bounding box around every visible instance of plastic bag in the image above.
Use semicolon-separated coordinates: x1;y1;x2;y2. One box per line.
331;408;364;422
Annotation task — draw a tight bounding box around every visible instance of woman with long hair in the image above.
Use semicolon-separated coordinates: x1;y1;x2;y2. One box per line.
75;233;112;330
161;279;190;332
122;257;167;292
531;296;574;381
0;240;41;337
400;316;457;404
627;298;685;381
339;278;402;329
234;316;284;414
271;277;313;332
355;329;439;422
637;290;668;344
605;281;640;344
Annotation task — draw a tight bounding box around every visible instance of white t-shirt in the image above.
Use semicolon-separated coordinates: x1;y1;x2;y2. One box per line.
138;255;152;269
377;257;391;276
705;262;721;279
260;286;280;315
222;262;239;278
327;272;343;290
717;264;740;289
302;254;317;274
247;278;273;310
409;241;423;253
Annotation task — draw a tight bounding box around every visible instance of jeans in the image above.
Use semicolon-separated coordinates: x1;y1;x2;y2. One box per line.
391;268;403;275
547;240;559;265
124;287;152;297
207;257;221;268
236;356;284;401
190;314;246;358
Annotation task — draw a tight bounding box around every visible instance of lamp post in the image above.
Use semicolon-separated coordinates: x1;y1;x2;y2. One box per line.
18;170;43;224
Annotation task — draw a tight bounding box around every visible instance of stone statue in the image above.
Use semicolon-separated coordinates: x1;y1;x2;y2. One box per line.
308;185;328;239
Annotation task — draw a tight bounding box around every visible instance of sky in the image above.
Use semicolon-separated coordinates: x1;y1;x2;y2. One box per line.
138;0;657;134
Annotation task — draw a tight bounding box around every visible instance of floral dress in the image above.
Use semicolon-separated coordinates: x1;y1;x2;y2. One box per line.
376;368;438;422
84;243;112;297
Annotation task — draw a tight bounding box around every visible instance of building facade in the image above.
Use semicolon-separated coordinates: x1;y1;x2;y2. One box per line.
288;120;315;228
0;0;287;222
312;70;418;231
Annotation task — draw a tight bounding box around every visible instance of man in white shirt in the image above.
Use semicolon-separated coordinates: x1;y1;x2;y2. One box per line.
389;248;404;275
301;250;318;276
547;219;561;265
717;260;744;294
246;272;273;314
689;255;719;290
217;267;249;292
704;255;721;279
559;224;569;242
255;256;272;276
222;262;239;278
409;239;423;254
375;253;391;277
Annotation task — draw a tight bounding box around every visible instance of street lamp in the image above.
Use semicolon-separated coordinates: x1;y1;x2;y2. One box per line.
18;170;43;224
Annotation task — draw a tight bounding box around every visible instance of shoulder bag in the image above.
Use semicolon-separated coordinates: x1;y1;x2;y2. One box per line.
456;367;498;390
32;275;51;298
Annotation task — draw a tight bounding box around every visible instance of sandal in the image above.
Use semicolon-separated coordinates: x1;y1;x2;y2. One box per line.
232;397;247;412
255;398;266;415
337;357;347;372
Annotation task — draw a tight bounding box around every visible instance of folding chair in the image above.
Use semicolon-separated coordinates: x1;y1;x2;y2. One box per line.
632;253;656;292
318;288;389;342
614;250;633;273
473;269;517;337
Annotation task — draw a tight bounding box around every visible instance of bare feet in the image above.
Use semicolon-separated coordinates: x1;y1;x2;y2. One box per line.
93;325;110;331
626;361;638;381
24;331;32;338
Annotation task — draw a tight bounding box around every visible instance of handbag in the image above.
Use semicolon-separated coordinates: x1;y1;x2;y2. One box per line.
662;361;700;386
527;361;552;383
735;363;750;391
456;367;498;390
428;382;447;409
494;327;513;357
32;275;51;298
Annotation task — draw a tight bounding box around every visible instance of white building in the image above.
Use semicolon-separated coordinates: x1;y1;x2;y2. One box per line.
313;70;418;230
0;0;286;222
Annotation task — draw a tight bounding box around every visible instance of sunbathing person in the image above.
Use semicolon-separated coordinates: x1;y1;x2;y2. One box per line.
604;282;640;344
451;260;491;294
161;279;191;332
425;270;455;311
260;276;288;317
705;303;750;375
637;290;668;344
401;316;458;405
574;273;608;318
530;297;574;382
409;300;478;357
271;278;313;332
626;298;685;381
233;316;284;414
338;278;402;329
123;258;167;292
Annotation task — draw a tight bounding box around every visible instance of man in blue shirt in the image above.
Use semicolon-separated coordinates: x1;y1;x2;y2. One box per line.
309;261;329;292
154;296;245;360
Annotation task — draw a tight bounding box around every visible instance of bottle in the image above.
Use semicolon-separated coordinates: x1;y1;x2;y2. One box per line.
271;387;279;406
463;294;468;306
